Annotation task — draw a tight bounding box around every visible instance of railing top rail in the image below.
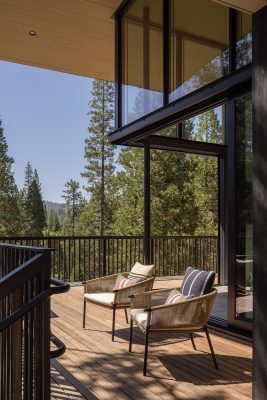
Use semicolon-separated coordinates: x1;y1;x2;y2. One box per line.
0;253;47;297
0;274;70;332
0;235;218;240
0;242;54;252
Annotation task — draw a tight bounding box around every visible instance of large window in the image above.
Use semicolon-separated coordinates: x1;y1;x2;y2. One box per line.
122;0;164;125
235;93;253;323
155;106;224;144
116;0;253;129
170;0;229;102
236;11;252;69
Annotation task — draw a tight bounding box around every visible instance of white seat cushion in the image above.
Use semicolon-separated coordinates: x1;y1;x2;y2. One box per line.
131;308;148;329
84;292;115;306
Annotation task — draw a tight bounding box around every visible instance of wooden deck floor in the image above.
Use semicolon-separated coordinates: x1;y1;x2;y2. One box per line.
51;284;252;400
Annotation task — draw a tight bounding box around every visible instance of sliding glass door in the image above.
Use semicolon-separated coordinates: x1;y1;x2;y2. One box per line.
234;93;253;325
228;92;253;331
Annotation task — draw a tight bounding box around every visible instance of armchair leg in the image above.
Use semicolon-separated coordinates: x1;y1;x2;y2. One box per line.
129;317;133;352
189;333;196;350
112;305;116;341
143;328;149;376
124;308;129;324
83;299;87;329
204;326;219;370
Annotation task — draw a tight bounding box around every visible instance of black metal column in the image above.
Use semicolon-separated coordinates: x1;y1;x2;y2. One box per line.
163;0;170;106
144;140;151;264
115;14;122;129
253;6;267;399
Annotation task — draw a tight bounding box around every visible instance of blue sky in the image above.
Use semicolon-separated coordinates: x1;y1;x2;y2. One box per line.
0;61;93;202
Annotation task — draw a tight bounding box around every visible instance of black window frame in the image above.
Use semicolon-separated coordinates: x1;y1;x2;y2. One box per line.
112;0;252;143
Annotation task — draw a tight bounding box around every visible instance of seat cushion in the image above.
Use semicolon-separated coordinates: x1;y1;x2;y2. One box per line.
128;262;155;281
84;292;115;306
131;308;148;329
180;267;215;297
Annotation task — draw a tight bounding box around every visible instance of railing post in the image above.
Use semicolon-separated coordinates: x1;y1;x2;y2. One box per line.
102;237;107;276
144;140;151;264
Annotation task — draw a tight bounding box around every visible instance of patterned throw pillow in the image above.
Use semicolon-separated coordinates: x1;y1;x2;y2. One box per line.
180;267;215;297
128;262;155;282
165;289;187;304
114;274;140;290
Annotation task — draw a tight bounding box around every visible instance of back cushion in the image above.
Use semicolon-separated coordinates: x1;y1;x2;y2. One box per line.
114;274;141;290
165;289;187;304
180;267;215;297
128;262;155;282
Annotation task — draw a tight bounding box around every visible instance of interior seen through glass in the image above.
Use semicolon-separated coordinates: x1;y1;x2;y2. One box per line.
120;0;252;127
235;93;253;323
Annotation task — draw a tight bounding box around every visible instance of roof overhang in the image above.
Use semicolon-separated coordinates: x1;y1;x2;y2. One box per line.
0;0;121;80
0;0;265;82
211;0;267;13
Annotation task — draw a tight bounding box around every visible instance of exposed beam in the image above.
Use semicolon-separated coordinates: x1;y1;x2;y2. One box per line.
144;135;227;156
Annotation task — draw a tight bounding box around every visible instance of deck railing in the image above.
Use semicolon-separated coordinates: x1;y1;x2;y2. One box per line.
0;243;69;400
0;236;218;282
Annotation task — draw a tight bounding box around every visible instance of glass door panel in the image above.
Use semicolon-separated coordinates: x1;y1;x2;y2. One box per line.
235;93;253;324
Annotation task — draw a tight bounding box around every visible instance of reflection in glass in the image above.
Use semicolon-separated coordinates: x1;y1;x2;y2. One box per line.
122;0;163;125
236;12;252;69
169;0;229;102
154;106;224;144
183;107;224;144
235;94;253;323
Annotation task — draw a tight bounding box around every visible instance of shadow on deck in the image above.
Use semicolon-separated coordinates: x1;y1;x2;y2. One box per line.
51;285;252;400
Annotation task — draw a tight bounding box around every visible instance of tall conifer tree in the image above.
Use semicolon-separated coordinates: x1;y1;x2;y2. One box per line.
22;164;46;236
81;79;115;235
62;179;84;235
0;118;21;235
192;109;222;235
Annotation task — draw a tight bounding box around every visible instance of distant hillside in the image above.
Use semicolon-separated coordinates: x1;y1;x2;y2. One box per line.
45;201;66;214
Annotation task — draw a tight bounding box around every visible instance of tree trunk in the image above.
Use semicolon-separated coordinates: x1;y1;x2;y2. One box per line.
100;81;105;236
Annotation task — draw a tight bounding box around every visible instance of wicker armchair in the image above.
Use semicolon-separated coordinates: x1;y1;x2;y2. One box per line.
83;271;155;341
129;288;218;376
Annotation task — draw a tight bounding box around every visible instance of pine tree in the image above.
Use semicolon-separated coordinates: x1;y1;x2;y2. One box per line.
24;162;33;194
0;118;21;235
81;79;115;235
21;162;33;231
22;165;47;236
111;124;199;236
192;109;222;235
110;147;144;235
150;124;199;235
62;179;84;235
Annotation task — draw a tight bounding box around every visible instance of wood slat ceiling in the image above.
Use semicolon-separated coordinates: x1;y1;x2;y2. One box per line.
0;0;266;81
212;0;267;13
0;0;121;80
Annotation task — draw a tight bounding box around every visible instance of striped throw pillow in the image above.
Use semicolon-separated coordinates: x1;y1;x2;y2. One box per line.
165;289;187;304
128;262;155;282
114;274;140;290
180;267;215;297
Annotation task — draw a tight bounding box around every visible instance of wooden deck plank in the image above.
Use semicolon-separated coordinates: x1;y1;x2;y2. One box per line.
51;286;252;400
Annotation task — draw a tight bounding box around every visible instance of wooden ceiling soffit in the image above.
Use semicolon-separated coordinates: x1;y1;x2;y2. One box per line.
211;0;267;13
0;0;121;80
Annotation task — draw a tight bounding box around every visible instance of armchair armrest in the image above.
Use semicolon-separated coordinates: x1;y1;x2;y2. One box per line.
130;288;174;309
147;289;217;329
83;273;128;294
115;276;155;305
